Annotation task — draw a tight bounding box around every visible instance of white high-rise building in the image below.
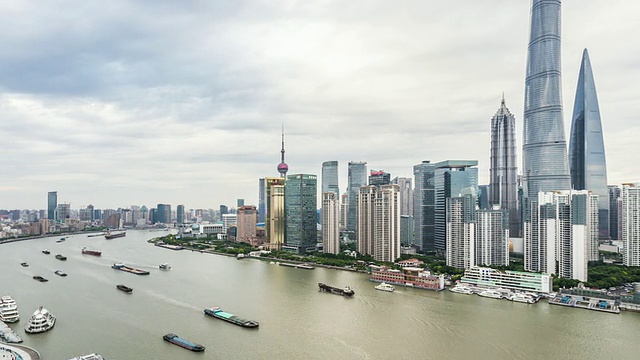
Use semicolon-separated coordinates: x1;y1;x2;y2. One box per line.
446;193;476;270
322;192;340;255
622;184;640;266
476;207;509;267
357;184;400;262
524;190;597;282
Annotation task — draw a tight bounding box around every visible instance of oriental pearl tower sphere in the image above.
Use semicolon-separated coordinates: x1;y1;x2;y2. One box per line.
277;126;288;178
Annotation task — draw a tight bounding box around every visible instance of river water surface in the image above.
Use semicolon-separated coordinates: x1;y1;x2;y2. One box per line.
1;230;639;359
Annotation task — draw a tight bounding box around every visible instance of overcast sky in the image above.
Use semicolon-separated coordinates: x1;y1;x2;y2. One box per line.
1;1;639;211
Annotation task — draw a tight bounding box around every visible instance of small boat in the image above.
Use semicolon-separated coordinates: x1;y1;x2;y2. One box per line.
68;354;105;360
56;237;66;243
24;306;56;333
204;307;259;328
478;289;505;299
42;249;50;255
159;263;171;270
449;285;475;295
20;262;29;267
163;333;205;352
510;293;536;304
33;276;48;282
116;284;133;293
236;253;246;259
54;270;68;277
55;254;67;261
82;247;102;256
318;283;355;297
374;282;395;292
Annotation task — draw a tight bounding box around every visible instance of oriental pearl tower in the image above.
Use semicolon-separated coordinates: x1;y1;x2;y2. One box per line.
277;125;288;178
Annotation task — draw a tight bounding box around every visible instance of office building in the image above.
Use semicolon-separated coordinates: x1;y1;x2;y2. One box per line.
347;161;367;234
400;215;414;247
237;205;258;245
157;204;171;224
522;0;571;198
56;203;70;223
265;177;286;249
369;170;390;187
357;184;401;262
622;185;640;266
569;49;609;239
340;192;348;230
222;213;237;232
237;199;245;207
258;178;266;223
609;185;621;240
285;174;317;254
413;161;436;252
176;205;185;224
461;266;553;294
392;177;413;216
489;97;520;236
47;191;57;221
322;192;340;254
322;161;339;196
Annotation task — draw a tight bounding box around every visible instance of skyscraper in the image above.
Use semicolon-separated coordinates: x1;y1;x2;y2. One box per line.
522;0;571;199
322;161;339;196
608;185;621;240
258;178;266;224
446;188;477;270
476;207;510;267
176;204;185;224
237;205;258;246
157;204;171;224
357;184;400;262
391;177;413;216
489;97;519;237
285;174;317;254
47;191;57;221
347;161;367;235
413;161;436;252
322;192;340;254
265;177;285;249
622;185;640;267
569;48;609;239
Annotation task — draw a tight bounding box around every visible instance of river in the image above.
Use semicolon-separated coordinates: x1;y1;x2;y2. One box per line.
1;230;639;360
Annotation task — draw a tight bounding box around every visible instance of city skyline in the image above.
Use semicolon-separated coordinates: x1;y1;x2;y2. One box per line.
1;1;639;209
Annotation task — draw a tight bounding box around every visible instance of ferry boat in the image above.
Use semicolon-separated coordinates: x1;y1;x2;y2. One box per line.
318;283;355;297
116;284;133;293
33;276;48;282
163;333;205;352
478;289;505;299
449;285;475;295
55;254;67;261
105;231;126;239
112;263;150;275
20;262;28;267
0;296;20;323
42;249;50;255
24;306;56;333
204;307;259;328
54;270;68;277
68;353;105;360
510;293;535;304
374;282;395;292
159;263;171;270
82;247;102;256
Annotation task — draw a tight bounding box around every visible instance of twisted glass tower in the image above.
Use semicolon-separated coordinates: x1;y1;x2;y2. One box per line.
569;49;608;240
523;0;571;199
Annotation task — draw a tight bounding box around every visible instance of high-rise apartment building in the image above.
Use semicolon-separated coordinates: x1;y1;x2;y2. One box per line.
322;192;340;254
622;185;640;267
392;177;413;216
265;177;286;248
524;190;597;281
357;184;400;262
522;0;571;199
237;205;258;245
489;97;519;237
446;188;476;270
347;161;367;235
285;174;317;254
569;48;609;240
322;161;339;196
608;185;621;240
476;207;510;267
340;192;348;230
413;161;436;252
47;191;57;221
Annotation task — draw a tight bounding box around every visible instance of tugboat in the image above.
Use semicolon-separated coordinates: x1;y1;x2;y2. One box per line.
162;333;205;352
55;254;67;261
24;306;56;333
81;247;102;256
204;307;259;328
116;284;133;293
318;283;355;297
54;270;68;277
33;276;49;282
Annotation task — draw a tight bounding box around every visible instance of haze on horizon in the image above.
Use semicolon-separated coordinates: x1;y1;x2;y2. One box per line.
1;1;639;210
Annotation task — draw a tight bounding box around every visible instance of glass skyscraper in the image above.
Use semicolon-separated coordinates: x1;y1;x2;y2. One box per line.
413;161;436;252
285;174;317;254
522;0;571;199
489;97;520;237
569;48;608;239
321;161;339;195
347;161;367;235
47;191;57;221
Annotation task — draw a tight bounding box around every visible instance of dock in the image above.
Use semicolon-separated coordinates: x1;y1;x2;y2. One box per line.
549;294;620;314
0;320;22;343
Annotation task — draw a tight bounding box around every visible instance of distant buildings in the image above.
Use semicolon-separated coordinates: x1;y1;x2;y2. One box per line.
47;191;57;221
157;204;171;224
391;177;413;217
284;174;317;254
622;185;640;267
347;161;367;235
569;49;609;240
322;192;340;254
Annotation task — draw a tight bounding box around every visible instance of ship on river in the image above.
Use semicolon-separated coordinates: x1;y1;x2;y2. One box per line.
162;333;205;352
105;231;126;239
318;283;355;297
204;307;259;328
82;247;102;256
111;263;150;275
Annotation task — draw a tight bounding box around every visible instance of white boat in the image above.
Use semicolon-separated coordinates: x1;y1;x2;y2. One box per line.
0;296;19;323
478;289;504;299
24;306;56;333
54;270;68;277
68;354;105;360
374;282;395;292
510;293;535;304
449;285;474;295
159;263;171;270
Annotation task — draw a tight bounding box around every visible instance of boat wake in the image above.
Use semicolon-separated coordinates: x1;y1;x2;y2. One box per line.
139;289;200;312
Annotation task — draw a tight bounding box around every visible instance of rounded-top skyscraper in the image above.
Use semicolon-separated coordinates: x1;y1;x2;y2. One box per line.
277;125;288;178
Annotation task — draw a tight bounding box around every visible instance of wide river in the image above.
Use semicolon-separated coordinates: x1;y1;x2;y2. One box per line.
1;230;639;360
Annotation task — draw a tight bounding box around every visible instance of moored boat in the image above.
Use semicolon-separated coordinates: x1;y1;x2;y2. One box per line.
510;293;535;304
478;289;505;299
24;306;56;333
54;270;68;277
449;285;475;295
374;282;395;292
204;307;259;328
112;263;150;275
116;284;133;293
163;333;205;352
318;283;355;297
68;353;105;360
82;247;102;256
55;254;67;261
0;296;20;323
33;276;48;282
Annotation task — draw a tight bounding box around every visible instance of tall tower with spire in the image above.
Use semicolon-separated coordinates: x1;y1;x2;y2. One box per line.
522;0;571;199
569;48;608;242
490;95;519;237
277;125;289;178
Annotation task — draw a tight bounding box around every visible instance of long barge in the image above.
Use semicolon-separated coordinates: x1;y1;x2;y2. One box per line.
318;283;355;297
278;262;315;270
82;247;102;256
105;231;126;239
111;263;150;275
162;333;205;352
204;307;259;328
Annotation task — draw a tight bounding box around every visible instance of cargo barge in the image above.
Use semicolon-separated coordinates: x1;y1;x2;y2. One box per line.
204;307;259;328
318;283;355;297
111;263;150;275
162;333;205;352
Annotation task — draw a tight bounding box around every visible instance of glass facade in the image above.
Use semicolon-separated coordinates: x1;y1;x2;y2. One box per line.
321;161;339;196
47;191;57;221
347;162;367;234
413;161;436;252
569;49;609;239
285;174;317;253
523;0;571;198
